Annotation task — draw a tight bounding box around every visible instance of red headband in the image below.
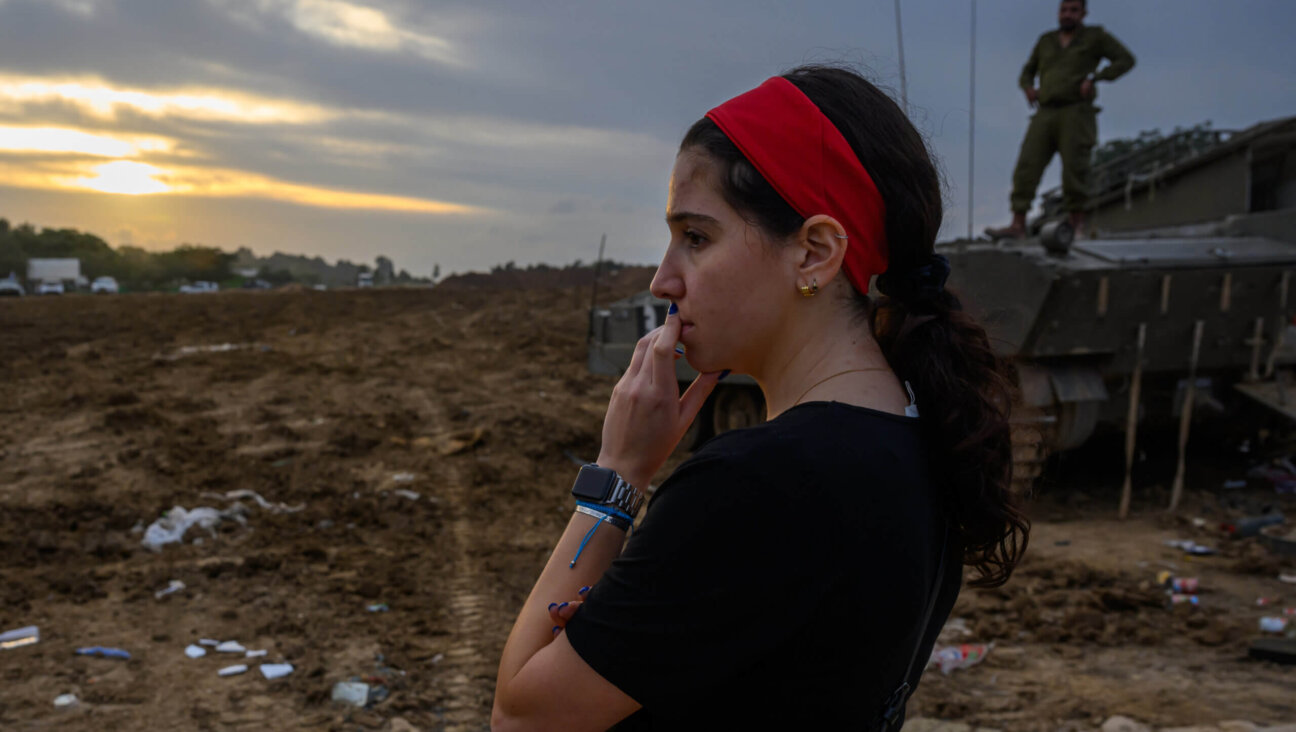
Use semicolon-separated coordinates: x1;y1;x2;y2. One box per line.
706;77;888;294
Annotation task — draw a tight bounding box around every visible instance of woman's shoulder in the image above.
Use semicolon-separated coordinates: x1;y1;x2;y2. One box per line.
657;400;926;502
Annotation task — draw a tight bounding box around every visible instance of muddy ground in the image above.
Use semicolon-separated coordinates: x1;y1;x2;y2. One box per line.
1;277;1294;731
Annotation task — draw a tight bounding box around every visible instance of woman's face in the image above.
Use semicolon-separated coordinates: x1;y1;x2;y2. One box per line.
650;148;795;375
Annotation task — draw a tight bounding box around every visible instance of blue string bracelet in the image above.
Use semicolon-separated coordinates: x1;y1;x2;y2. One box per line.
569;503;634;568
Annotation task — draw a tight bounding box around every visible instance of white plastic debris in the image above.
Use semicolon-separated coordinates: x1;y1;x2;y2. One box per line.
0;625;39;650
199;638;221;646
218;664;248;677
259;663;294;679
391;472;417;483
394;489;421;501
1259;616;1289;633
140;505;247;552
929;643;993;674
185;644;207;658
53;693;78;708
245;649;267;658
332;681;370;707
216;641;246;653
155;580;185;600
200;489;304;514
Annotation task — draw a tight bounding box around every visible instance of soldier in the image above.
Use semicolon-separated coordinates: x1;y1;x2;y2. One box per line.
986;0;1135;239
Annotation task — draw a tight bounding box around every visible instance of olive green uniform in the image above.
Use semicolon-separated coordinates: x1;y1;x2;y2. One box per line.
1010;24;1135;213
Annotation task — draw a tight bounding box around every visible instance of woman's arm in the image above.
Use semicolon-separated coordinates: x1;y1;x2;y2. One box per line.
492;306;721;730
491;511;639;730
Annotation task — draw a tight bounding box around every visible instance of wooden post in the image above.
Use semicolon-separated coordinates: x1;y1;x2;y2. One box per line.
1169;320;1205;512
1119;323;1147;519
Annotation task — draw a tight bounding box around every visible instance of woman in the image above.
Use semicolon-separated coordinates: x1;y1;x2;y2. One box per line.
492;65;1028;731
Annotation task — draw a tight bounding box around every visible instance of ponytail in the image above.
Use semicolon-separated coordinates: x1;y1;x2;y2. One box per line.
869;285;1028;587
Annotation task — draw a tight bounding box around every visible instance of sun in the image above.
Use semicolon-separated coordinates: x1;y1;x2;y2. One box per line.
74;160;170;195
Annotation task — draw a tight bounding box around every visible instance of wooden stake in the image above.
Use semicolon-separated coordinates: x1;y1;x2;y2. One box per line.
1119;323;1147;519
1169;320;1205;512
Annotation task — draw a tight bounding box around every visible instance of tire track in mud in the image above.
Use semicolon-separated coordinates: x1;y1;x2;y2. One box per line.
407;382;497;731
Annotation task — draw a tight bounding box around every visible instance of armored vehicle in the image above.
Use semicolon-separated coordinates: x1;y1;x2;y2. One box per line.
588;116;1296;480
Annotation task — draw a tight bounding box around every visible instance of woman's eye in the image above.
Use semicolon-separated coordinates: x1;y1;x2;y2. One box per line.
683;230;706;248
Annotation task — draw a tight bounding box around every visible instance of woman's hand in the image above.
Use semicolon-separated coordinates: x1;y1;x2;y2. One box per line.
547;585;591;636
596;305;722;490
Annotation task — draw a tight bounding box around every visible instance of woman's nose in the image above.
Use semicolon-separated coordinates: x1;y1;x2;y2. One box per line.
650;255;682;302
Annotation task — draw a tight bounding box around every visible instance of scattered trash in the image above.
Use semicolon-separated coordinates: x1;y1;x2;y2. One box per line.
185;644;207;658
366;603;390;613
332;681;372;707
199;489;305;514
199;638;221;646
393;489;421;501
75;646;131;660
1257;597;1281;607
154;343;269;361
53;693;78;708
1191;517;1208;528
1165;539;1217;555
260;663;294;680
430;653;444;665
154;579;186;600
1168;594;1200;607
1259;616;1289;633
245;649;267;658
929;643;992;674
0;625;39;650
216;641;246;653
218;664;249;677
1222;479;1247;490
140;505;247;552
1224;512;1285;539
1162;576;1199;594
1247;459;1296;494
391;472;417;483
1281;573;1296;584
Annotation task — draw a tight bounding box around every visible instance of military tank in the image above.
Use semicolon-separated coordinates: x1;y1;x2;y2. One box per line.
588;116;1296;483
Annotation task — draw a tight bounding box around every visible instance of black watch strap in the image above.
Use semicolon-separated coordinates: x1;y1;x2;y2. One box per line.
604;472;644;517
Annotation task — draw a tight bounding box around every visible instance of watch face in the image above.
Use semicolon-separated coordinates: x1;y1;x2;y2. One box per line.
572;466;614;502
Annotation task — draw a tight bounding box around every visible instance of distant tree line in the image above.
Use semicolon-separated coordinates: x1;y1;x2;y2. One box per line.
0;217;428;292
0;218;234;291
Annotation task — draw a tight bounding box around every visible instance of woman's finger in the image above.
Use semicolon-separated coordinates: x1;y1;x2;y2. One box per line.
650;304;683;386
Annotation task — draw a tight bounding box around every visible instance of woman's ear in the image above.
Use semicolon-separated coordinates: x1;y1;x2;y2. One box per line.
793;214;849;288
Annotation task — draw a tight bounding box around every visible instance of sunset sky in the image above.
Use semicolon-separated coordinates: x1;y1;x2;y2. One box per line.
1;0;1294;275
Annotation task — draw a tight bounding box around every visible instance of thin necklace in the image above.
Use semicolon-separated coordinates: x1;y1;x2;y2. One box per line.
793;367;890;406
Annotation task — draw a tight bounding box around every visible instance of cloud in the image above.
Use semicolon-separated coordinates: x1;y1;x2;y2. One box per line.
0;125;175;157
207;0;463;66
0;73;340;124
0;154;483;213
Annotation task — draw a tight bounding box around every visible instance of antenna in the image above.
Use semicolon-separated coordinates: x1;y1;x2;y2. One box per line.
894;0;908;110
967;0;977;241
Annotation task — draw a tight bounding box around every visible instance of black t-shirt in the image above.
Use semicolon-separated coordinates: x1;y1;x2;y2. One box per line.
565;401;963;731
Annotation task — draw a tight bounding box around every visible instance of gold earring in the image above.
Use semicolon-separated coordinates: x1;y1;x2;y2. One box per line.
798;279;819;297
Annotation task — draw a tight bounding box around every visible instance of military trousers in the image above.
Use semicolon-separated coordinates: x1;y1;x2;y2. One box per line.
1010;102;1098;213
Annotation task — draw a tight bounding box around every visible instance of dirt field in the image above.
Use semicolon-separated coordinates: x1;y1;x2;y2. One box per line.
1;279;1294;731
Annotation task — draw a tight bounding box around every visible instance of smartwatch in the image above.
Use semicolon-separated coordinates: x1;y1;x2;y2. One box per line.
570;464;644;518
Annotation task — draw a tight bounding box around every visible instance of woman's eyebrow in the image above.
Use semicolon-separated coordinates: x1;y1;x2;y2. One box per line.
665;211;720;226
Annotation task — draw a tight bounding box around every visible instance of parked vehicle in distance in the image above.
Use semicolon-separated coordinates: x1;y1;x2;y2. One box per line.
36;281;65;295
0;274;23;297
91;276;120;294
179;281;219;294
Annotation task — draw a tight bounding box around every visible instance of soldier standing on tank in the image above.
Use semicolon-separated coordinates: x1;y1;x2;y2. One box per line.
986;0;1135;239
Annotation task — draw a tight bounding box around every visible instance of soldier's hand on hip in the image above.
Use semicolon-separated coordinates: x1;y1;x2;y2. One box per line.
1080;79;1095;100
1024;87;1039;108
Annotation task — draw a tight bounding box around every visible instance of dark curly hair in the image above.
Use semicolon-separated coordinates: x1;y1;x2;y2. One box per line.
681;65;1029;587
